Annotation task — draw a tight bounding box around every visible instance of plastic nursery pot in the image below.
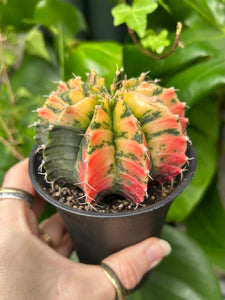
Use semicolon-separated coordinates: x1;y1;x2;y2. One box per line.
29;144;196;265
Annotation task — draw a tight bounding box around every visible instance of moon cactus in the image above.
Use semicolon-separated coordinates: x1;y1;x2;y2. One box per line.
34;70;189;204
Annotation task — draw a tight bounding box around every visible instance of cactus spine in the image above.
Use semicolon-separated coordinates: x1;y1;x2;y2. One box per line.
34;70;189;204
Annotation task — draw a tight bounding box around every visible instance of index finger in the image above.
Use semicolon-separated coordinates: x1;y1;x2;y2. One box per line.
2;158;46;217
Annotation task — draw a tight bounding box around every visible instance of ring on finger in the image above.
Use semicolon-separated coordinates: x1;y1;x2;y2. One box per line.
39;229;55;248
101;262;129;300
0;187;33;207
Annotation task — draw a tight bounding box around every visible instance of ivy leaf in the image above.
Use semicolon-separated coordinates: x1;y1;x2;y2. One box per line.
112;0;158;38
140;29;170;54
123;20;225;102
25;28;51;61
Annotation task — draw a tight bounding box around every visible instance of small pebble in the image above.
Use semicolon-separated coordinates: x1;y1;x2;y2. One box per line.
47;176;181;213
66;196;74;202
52;191;60;198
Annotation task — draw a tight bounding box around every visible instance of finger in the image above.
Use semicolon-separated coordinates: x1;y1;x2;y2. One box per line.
2;159;46;217
55;232;74;257
39;213;68;248
102;237;171;291
65;237;171;300
2;159;34;194
0;198;39;236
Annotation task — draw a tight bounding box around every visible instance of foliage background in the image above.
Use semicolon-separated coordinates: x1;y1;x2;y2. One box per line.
0;0;225;299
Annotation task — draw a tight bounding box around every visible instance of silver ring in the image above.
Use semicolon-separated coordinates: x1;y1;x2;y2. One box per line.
0;188;34;207
101;262;129;300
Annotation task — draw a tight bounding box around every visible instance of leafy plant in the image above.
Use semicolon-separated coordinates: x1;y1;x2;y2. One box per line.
0;0;224;299
111;0;181;58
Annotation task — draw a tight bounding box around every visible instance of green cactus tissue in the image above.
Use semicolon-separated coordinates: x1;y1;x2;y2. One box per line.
33;70;190;205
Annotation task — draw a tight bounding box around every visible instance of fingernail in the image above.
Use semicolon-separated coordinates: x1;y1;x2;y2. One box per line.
159;239;171;256
146;239;171;265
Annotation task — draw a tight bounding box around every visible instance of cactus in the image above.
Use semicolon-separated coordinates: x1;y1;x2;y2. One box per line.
34;70;189;204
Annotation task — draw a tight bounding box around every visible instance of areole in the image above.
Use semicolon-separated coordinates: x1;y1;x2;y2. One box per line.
32;71;190;206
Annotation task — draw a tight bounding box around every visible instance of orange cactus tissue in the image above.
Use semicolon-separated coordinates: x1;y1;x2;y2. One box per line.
33;69;190;207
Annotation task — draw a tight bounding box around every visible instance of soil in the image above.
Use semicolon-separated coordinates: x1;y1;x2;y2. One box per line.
46;178;179;213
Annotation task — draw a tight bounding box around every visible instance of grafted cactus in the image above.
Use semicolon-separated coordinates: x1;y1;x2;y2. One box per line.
34;70;189;204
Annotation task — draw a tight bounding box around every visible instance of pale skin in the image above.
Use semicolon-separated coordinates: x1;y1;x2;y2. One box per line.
0;159;171;300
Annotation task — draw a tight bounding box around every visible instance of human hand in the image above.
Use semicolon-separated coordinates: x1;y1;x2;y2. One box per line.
0;159;171;300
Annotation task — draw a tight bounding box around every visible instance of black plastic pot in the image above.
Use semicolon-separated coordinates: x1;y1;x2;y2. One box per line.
29;144;196;265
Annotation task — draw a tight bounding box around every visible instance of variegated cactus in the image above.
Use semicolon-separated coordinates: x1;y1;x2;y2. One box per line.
34;70;189;204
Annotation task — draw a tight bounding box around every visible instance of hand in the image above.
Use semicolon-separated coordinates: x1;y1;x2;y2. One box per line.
0;159;171;300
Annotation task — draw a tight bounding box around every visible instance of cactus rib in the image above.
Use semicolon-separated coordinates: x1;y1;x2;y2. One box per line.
34;70;189;204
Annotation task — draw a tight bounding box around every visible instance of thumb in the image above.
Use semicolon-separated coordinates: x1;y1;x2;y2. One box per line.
102;237;171;291
59;237;171;300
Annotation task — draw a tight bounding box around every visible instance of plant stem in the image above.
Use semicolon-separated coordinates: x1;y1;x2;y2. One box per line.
127;27;160;60
58;25;65;81
160;22;183;59
0;115;16;145
0;32;15;104
0;30;25;161
128;22;183;60
0;137;25;160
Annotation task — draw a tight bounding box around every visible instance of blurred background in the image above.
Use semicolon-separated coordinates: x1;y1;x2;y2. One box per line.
0;0;224;299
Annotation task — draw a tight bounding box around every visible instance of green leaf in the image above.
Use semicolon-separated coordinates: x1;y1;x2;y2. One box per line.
128;225;222;300
0;0;7;6
10;54;59;96
124;24;225;77
0;0;39;31
167;98;220;222
167;57;225;107
0;54;60;176
25;28;51;61
184;0;225;30
112;0;158;38
122;3;224;223
156;0;172;14
124;16;224;223
166;24;225;107
0;48;16;70
186;178;225;272
124;24;225;107
140;29;170;54
64;41;123;87
15;87;32;99
33;0;86;38
112;3;131;26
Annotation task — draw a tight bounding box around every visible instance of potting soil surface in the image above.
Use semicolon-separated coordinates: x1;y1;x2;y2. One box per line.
46;179;179;213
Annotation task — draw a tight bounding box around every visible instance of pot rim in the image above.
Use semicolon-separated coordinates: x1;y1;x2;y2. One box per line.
29;143;196;219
